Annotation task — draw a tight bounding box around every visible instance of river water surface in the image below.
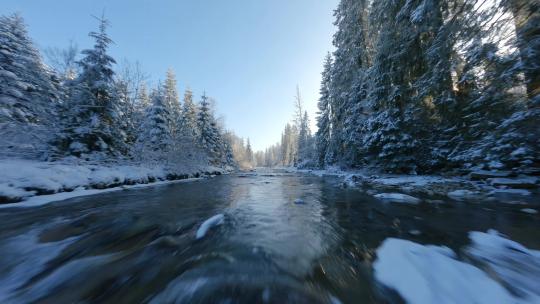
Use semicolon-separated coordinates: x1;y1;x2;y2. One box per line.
0;169;539;303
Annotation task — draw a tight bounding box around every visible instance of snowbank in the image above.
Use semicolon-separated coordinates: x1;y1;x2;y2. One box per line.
0;159;227;206
374;232;540;303
303;167;539;202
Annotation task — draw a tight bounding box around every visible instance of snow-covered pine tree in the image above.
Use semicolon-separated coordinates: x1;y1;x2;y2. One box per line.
315;53;333;167
505;0;540;107
136;84;172;160
181;87;198;138
246;138;254;166
0;13;60;159
163;68;181;136
297;111;313;166
329;0;370;166
113;79;135;149
197;93;221;164
57;15;126;158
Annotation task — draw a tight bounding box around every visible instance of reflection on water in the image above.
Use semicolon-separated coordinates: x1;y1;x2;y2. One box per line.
0;169;539;303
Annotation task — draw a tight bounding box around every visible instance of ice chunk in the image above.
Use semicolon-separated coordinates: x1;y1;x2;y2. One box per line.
374;193;420;204
374;238;515;304
196;214;225;239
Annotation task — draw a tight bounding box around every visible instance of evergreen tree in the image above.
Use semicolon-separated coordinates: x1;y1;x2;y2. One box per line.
197;93;221;164
138;85;172;155
329;0;370;165
58;15;125;158
246;138;254;166
316;53;333;167
0;13;60;158
163;68;181;135
297;111;312;166
181;87;198;137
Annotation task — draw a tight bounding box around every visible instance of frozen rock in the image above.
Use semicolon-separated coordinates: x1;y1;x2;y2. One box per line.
408;229;421;236
195;214;225;240
374;193;421;204
374;238;516;304
447;189;481;200
470;170;512;180
466;230;540;303
489;188;531;196
520;208;538;214
487;177;538;189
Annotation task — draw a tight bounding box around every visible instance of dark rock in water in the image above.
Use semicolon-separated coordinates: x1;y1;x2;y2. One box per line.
470;170;513;180
487;177;539;189
293;199;305;204
0;195;23;204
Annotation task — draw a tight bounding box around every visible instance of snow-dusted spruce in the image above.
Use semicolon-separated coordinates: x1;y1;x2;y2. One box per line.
56;15;128;158
0;13;240;205
0;14;60;159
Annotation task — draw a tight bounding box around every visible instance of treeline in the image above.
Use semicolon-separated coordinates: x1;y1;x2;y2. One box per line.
311;0;539;173
225;133;255;169
0;13;235;169
257;87;316;168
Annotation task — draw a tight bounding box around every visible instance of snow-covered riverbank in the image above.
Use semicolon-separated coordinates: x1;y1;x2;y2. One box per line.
0;159;232;206
297;167;539;203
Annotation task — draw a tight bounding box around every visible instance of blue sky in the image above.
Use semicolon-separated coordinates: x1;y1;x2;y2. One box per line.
1;0;338;151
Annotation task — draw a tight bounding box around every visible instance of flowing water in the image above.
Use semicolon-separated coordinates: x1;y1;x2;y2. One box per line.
0;169;539;303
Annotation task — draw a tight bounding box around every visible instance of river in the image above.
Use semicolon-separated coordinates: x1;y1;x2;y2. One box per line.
0;169;539;303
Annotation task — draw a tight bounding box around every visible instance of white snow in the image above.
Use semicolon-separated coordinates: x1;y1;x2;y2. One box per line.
195;214;225;240
0;159;222;207
520;208;538;214
374;238;516;304
0;179;199;209
467;230;540;303
374;193;421;204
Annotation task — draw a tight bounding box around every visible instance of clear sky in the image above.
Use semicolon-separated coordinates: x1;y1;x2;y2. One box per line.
1;0;338;151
